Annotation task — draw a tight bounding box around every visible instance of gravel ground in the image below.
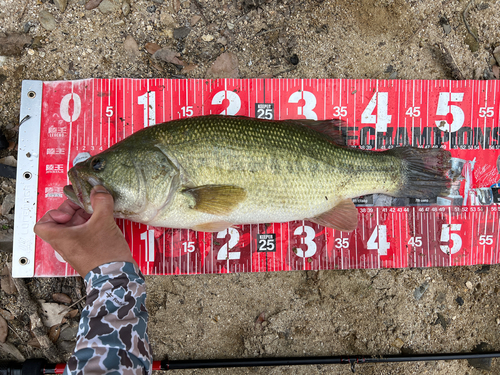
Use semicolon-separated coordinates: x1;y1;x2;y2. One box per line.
1;0;500;374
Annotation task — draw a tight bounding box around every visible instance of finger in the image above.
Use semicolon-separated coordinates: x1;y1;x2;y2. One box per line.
68;208;92;226
56;199;82;217
36;209;69;226
89;186;115;222
34;219;61;240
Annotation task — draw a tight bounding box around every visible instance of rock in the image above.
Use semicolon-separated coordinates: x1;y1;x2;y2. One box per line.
202;34;214;42
147;5;156;13
0;230;13;252
0;315;7;343
391;337;404;349
466;281;473;290
455;296;464;306
206;52;239;78
217;36;227;45
494;46;500;66
475;265;490;274
121;0;131;16
181;63;197;74
227;21;234;30
468;342;493;370
98;0;119;15
85;0;103;10
153;47;185;66
39;11;57;31
191;15;201;26
493;65;500;80
152;0;164;3
23;22;32;33
145;42;161;55
1;264;16;294
0;156;17;167
464;29;479;53
53;0;68;12
173;26;191;39
290;54;299;65
160;12;175;28
413;281;429;300
123;35;140;58
59;323;78;341
0;33;32;56
56;66;65;77
1;194;15;216
58;340;76;353
432;313;450;330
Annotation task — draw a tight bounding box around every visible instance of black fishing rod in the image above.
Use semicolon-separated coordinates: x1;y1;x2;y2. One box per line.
1;352;499;374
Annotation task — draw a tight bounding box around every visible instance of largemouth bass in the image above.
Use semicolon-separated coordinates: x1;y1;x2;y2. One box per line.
64;115;451;232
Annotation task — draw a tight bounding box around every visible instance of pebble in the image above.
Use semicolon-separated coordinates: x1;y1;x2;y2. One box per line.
27;49;34;55
39;11;57;31
152;0;164;3
413;281;429;300
98;0;119;15
0;156;17;167
202;34;214;42
466;281;473;290
1;194;15;216
391;337;404;349
121;0;130;16
58;340;76;353
496;318;500;325
227;21;234;30
59;324;78;341
455;296;464;306
23;22;32;33
290;53;299;65
190;15;201;26
493;46;500;66
53;0;68;12
217;36;227;45
123;35;140;58
85;0;103;10
468;342;492;371
147;5;156;13
57;67;65;77
173;26;191;40
206;52;239;78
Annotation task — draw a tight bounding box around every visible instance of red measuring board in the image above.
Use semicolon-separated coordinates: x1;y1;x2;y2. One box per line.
12;78;500;277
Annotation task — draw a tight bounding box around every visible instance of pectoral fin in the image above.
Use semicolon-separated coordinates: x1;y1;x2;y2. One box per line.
183;185;247;216
308;199;358;232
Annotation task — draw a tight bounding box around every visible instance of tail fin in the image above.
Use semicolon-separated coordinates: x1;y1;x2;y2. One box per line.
387;147;451;198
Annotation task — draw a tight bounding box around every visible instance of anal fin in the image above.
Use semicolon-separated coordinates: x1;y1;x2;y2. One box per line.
308;199;358;232
192;221;232;232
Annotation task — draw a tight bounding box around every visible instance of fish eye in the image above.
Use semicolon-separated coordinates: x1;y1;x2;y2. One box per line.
91;158;105;171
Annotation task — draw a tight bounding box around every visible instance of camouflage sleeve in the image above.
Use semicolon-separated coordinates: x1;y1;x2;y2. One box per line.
64;262;152;375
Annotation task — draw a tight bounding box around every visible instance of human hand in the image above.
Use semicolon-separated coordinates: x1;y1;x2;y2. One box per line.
34;185;136;277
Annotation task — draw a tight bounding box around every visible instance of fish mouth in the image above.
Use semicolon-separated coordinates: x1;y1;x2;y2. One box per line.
64;168;103;213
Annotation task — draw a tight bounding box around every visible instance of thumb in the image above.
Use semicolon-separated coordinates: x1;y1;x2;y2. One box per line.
89;186;115;220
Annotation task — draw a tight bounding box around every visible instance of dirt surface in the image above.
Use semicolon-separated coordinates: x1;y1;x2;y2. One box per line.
1;0;500;374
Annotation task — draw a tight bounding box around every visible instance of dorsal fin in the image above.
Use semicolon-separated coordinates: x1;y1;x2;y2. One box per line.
286;118;347;146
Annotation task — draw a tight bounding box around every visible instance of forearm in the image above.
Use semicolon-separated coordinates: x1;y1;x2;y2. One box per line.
64;262;152;375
